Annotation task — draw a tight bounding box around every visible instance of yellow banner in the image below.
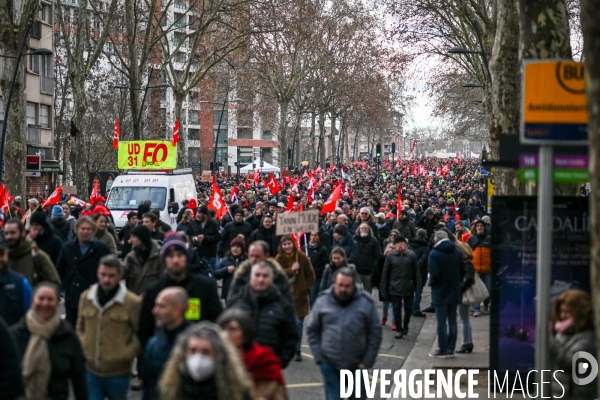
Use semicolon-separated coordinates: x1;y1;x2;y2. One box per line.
118;141;177;170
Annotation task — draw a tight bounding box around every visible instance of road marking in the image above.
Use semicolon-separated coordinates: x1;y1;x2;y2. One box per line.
286;383;324;388
378;353;405;359
301;352;314;359
301;344;310;348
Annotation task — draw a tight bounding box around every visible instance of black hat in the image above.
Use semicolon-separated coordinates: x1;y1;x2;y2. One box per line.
130;225;152;248
393;234;407;244
334;224;348;236
475;219;486;227
30;210;49;229
234;208;244;216
198;205;209;215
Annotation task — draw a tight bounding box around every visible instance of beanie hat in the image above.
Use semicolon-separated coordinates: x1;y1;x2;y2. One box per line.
130;225;152;248
30;210;48;228
230;236;247;252
51;205;64;218
393;234;407;244
160;233;188;260
198;205;209;215
334;224;348;236
234;208;244;216
400;209;409;217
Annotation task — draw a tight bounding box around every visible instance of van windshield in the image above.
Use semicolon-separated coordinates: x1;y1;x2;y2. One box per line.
106;187;167;210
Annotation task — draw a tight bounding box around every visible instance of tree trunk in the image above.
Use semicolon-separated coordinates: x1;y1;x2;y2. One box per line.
294;113;301;167
277;101;289;170
309;112;316;167
580;1;600;392
70;73;90;199
174;92;186;168
329;114;337;160
318;111;326;166
489;0;523;195
517;0;576;195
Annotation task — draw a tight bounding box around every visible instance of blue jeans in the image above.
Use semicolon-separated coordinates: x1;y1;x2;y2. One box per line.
435;304;458;354
310;276;323;307
382;301;395;323
457;303;472;345
320;362;365;400
473;273;491;312
87;372;130;400
203;256;217;273
412;291;422;314
295;315;304;352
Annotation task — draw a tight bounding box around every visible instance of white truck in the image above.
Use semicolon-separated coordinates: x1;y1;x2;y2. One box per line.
106;170;197;230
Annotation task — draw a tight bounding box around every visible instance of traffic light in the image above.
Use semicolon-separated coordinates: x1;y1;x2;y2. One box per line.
391;142;396;154
260;150;264;168
376;143;381;158
481;147;488;165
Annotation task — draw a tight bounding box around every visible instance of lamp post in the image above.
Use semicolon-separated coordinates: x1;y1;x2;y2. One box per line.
0;46;53;182
113;79;171;141
448;44;492;85
462;82;484;88
200;95;243;171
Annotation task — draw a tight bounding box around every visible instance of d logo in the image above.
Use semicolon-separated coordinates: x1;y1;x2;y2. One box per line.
572;351;598;385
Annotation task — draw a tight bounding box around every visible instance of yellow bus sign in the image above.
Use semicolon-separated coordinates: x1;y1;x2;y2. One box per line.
521;60;588;144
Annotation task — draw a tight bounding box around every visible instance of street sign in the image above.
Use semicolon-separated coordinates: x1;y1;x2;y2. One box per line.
518;154;588;169
238;147;253;157
521;60;588;144
26;155;41;171
518;167;588;183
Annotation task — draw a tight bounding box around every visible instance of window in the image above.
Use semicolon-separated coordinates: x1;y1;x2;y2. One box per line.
31;21;42;38
213;109;227;126
174;13;186;28
40;3;52;24
188;128;199;140
30;54;40;74
106;187;167;210
104;42;114;54
93;20;100;30
26;103;36;125
39;105;49;127
40;55;53;93
174;52;186;64
188;147;200;166
160;108;167;126
214;129;227;144
0;98;4;122
188;110;198;124
174;32;186;48
216;147;228;163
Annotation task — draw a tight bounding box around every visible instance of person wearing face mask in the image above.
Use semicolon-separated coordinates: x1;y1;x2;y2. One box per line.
123;225;164;296
11;282;87;400
137;233;223;352
275;235;316;362
354;223;382;294
77;255;141;400
214;237;248;305
248;214;280;257
158;322;253;400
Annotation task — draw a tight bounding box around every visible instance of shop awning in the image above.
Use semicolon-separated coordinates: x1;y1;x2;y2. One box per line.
41;160;62;173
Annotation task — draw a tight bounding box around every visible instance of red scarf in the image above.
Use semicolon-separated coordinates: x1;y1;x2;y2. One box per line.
243;343;287;397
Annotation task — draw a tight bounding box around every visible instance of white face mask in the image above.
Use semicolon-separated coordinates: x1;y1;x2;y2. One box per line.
185;354;215;382
360;232;368;238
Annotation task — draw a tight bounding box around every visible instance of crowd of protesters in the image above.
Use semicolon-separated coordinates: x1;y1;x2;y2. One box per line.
0;156;595;400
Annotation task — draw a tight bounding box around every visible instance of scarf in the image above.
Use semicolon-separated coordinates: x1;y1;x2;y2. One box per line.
23;309;61;399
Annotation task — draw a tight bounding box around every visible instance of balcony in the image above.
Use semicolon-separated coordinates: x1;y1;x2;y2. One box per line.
41;76;54;94
27;126;41;144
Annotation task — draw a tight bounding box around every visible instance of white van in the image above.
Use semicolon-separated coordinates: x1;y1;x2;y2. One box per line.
106;170;197;230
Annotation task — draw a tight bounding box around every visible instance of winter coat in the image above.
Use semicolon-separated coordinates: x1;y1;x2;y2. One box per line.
303;243;329;280
428;239;465;306
275;250;316;318
393;219;417;240
123;240;164;296
332;235;358;265
176;221;191;233
0;268;32;326
319;262;357;293
455;241;475;294
227;258;293;306
0;317;24;400
380;249;421;299
187;217;221;258
354;234;382;275
51;217;71;243
8;237;60;287
230;285;299;369
467;233;492;274
248;226;280;257
245;215;261;231
307;287;382;370
550;329;597;399
11;318;88;400
416;215;439;238
76;283;141;376
376;223;391;244
34;227;63;265
56;238;112;311
319;226;333;254
95;229;117;255
408;237;430;288
219;221;253;257
138;272;222;348
213;254;247;300
118;222;136;259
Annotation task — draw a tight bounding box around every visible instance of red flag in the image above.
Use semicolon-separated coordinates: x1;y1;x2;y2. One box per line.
69;195;86;207
425;176;431;191
442;162;450;177
298;203;304;211
320;184;342;215
267;173;281;195
113;118;120;149
0;185;9;213
210;174;217;190
172;120;180;146
89;180;99;204
42;185;63;209
208;184;227;219
397;185;403;220
244;180;249;191
230;185;239;203
286;197;294;212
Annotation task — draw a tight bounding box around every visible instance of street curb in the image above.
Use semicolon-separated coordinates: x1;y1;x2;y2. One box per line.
402;312;437;371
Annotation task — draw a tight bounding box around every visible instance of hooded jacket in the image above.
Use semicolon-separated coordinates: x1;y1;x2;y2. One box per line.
226;258;292;305
32;224;63;265
50;217;71;243
123;239;164;296
7;237;61;287
307;286;382;370
428;239;465;306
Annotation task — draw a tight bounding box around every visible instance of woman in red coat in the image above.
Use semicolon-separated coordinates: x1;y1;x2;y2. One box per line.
218;308;288;400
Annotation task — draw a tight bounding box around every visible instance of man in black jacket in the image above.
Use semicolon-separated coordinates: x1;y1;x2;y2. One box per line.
56;216;111;326
332;224;358;265
248;214;279;257
187;205;221;271
118;211;138;259
137;236;222;349
218;208;252;257
416;208;439;238
381;235;421;339
354;222;382;293
230;261;298;368
29;210;63;265
409;229;430;317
